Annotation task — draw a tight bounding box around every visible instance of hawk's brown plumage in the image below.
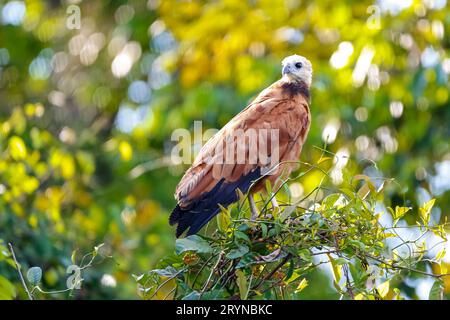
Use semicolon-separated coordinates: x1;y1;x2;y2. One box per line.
170;55;312;237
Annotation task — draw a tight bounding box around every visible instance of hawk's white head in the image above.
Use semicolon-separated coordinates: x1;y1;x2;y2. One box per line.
281;55;313;87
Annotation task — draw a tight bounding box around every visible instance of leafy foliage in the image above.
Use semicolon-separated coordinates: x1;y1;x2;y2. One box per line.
136;158;449;300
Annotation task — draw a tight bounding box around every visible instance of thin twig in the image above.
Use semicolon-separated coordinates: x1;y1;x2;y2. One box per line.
32;286;71;295
163;286;176;300
8;243;33;300
333;236;354;300
362;253;450;279
148;268;186;300
199;252;223;299
253;253;292;292
192;253;218;289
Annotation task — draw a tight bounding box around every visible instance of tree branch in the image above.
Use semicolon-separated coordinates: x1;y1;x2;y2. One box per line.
8;243;33;300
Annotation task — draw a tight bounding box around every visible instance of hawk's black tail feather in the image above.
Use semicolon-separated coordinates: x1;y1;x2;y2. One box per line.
169;168;262;238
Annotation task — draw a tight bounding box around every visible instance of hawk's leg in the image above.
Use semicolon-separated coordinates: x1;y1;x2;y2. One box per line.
249;194;259;220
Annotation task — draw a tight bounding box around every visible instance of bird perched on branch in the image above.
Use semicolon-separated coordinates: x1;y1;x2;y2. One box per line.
170;55;312;237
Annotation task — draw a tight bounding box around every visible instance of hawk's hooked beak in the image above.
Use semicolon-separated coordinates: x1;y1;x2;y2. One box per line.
282;65;291;76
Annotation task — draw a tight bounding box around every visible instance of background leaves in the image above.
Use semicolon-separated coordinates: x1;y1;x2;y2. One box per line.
0;0;448;299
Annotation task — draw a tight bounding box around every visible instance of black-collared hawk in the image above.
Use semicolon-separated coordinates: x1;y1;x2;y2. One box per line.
170;55;313;237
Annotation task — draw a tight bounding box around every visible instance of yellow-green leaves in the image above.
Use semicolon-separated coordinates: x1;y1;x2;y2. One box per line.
429;279;444;300
0;275;16;300
119;141;133;161
419;199;436;225
393;206;411;220
389;201;435;227
226;244;249;259
175;235;213;254
327;254;342;289
8;136;27;160
216;205;231;233
376;280;390;299
49;150;76;180
435;247;446;261
22;176;39;194
24;103;44;118
294;278;308;294
390;206;411;226
71;249;78;265
279;204;296;222
353;174;375;200
235;270;250;300
60;154;75;179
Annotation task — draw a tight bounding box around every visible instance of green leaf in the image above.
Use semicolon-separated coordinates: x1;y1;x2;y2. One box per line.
236;189;246;202
420;199;435;225
71;249;78;264
318;156;332;164
9;136;27;160
279;205;296;222
226;245;249;259
237;223;250;232
236;252;259;268
393;206;411;220
348;261;363;284
260;223;268;238
151;266;179;277
27;266;42;286
298;249;312;262
283;183;291;199
282;259;295;283
0;275;16;300
265;179;272;195
235;269;249;300
334;257;348;265
357;183;371;200
435;248;446;261
429;279;444;300
268;226;281;237
393;288;403;300
132;273;147;284
200;289;225;300
327;254;342;284
294;278;308;293
320;193;339;209
216;206;231;233
376;280;390;298
234;230;251;244
175;235;213;254
181;289;225;300
349;239;366;251
285;269;302;284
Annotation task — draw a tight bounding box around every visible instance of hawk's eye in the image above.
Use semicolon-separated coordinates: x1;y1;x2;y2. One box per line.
295;62;303;69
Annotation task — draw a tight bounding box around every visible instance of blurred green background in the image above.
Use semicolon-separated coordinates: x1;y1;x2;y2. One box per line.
0;0;448;299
